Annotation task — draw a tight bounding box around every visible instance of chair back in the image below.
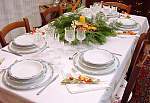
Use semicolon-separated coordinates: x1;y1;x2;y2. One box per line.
121;40;150;103
40;6;61;25
71;0;81;12
0;18;30;47
103;2;131;13
126;33;148;81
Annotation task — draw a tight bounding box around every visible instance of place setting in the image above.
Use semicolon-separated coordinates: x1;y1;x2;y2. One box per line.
113;18;140;32
61;48;120;94
2;33;49;56
73;49;120;75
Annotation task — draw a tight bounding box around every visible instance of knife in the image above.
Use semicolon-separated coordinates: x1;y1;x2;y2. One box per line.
36;74;59;95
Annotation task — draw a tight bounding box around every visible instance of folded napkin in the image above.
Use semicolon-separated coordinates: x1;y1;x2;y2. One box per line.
61;69;111;94
66;81;110;94
0;52;21;70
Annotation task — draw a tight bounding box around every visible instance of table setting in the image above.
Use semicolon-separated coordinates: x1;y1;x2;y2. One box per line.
0;4;149;103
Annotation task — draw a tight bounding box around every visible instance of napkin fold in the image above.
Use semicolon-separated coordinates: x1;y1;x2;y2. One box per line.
66;81;110;94
61;69;110;94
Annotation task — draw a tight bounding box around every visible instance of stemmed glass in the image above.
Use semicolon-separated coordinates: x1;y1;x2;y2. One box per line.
76;28;86;51
64;27;76;56
76;28;86;43
65;27;75;45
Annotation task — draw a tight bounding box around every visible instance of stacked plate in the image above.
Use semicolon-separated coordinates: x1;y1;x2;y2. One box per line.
2;59;53;90
107;11;119;18
8;35;47;54
73;49;119;75
115;18;139;31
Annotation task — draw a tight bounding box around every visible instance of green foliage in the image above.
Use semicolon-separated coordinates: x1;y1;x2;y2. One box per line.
66;4;72;12
51;12;116;45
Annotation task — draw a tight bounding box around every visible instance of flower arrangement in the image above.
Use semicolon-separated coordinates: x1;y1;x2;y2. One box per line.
50;12;116;45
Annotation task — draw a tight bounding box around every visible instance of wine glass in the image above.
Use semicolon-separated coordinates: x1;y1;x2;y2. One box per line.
76;29;86;43
65;27;75;44
76;28;86;51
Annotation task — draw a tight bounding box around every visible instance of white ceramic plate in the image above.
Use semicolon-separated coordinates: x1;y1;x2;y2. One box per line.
8;40;47;54
116;24;140;31
14;35;35;47
117;18;136;26
2;61;53;90
73;53;119;75
8;60;45;80
12;41;37;49
114;22;140;31
78;57;115;70
81;49;115;66
107;11;119;18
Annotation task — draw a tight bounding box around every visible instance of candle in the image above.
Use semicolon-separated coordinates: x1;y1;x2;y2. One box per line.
79;16;85;23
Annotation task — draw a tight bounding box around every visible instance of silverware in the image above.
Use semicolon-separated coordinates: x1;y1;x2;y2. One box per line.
36;74;59;95
36;46;49;55
1;49;22;56
111;52;122;56
69;52;78;60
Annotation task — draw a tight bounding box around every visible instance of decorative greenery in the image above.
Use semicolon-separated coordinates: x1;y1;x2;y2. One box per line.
50;12;116;45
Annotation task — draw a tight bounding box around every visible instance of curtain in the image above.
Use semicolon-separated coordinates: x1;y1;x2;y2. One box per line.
0;0;42;42
38;0;54;5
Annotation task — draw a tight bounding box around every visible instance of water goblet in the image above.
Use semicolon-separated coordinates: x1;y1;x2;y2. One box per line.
76;28;86;51
64;27;75;45
76;28;86;43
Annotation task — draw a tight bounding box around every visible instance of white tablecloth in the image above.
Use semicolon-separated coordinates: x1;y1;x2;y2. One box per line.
0;15;149;103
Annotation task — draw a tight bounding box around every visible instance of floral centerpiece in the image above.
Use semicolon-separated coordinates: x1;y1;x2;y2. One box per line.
49;11;116;45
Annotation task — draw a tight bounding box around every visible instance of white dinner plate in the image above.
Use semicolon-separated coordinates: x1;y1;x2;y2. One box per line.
14;35;35;47
2;61;53;90
81;49;115;66
117;18;136;26
73;52;120;75
107;11;119;18
8;59;45;80
8;40;47;54
78;57;115;70
114;22;140;31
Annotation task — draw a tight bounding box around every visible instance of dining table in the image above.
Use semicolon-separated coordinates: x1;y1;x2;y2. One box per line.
0;9;149;103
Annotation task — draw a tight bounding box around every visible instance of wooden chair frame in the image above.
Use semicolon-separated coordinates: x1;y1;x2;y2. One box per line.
126;33;148;81
121;40;150;103
0;18;30;47
103;2;132;13
71;0;81;12
40;6;61;25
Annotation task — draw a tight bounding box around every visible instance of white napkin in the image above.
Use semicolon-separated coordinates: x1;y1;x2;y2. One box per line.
0;51;21;70
61;59;111;94
66;82;110;94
